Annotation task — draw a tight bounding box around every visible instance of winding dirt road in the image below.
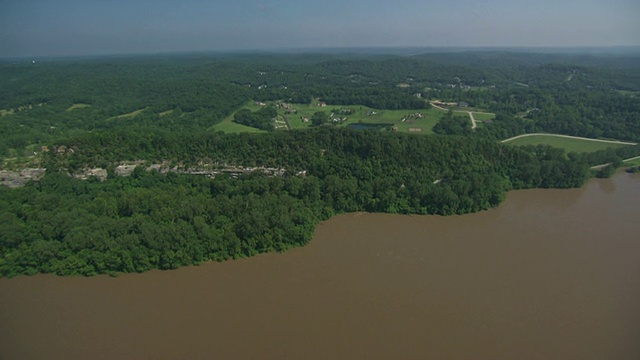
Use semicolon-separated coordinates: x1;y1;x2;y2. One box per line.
468;112;477;129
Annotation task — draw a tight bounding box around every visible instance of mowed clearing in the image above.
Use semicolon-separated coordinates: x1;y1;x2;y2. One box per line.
210;102;267;133
471;112;496;121
66;103;92;111
623;157;640;166
211;101;443;134
428;101;496;129
104;108;149;122
115;108;147;119
503;134;635;153
286;103;442;134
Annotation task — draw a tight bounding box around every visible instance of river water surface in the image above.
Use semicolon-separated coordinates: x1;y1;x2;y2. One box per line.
1;172;639;359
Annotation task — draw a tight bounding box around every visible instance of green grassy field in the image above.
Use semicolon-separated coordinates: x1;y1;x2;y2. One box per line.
505;135;631;153
158;109;174;117
212;119;266;133
66;103;91;111
623;157;640;166
428;101;495;123
211;101;444;135
472;112;496;121
280;103;442;134
117;108;147;118
210;102;267;133
105;108;148;121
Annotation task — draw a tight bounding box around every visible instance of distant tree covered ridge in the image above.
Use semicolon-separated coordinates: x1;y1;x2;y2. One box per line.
1;51;639;160
1;129;593;277
1;51;639;276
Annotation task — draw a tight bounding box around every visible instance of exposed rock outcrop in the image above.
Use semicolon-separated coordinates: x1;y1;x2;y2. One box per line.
0;168;46;188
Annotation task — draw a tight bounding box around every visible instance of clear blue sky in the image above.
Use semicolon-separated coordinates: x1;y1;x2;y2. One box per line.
1;0;638;57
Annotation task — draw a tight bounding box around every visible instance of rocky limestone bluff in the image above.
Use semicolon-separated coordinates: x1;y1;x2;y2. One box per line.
0;161;291;188
0;169;46;188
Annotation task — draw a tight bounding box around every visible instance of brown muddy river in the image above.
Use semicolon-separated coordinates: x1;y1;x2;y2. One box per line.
1;172;639;359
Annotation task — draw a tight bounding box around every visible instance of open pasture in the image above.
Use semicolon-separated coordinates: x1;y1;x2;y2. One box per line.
504;134;632;153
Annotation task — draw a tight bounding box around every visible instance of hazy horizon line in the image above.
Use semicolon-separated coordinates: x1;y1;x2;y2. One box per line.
3;45;640;61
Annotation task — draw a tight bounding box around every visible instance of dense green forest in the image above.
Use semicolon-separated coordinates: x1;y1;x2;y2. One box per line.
2;51;639;159
1;50;639;276
1;129;592;277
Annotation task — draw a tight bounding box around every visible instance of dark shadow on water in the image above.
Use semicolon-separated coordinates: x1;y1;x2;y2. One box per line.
596;176;616;194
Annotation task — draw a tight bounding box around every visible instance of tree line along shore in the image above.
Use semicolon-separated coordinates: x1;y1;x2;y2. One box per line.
1;51;639;276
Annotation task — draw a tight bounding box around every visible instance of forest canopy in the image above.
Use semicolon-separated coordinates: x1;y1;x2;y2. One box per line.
1;128;593;277
1;51;639;277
